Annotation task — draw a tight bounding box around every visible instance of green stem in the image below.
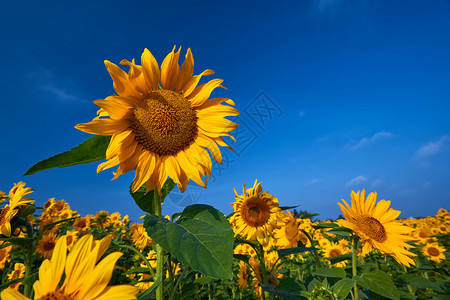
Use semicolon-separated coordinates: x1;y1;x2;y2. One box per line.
22;219;34;298
402;265;414;295
255;243;269;300
352;235;359;300
154;191;165;300
169;267;188;300
116;244;155;278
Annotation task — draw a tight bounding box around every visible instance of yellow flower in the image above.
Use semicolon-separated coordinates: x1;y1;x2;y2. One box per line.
73;215;92;232
0;190;6;204
0;241;13;269
75;47;239;194
64;229;79;250
130;223;154;251
0;182;34;237
229;180;282;245
7;263;26;289
422;243;446;263
273;211;302;249
35;233;59;259
437;208;448;216
93;210;111;228
322;242;350;267
237;261;249;289
1;234;138;299
338;190;416;267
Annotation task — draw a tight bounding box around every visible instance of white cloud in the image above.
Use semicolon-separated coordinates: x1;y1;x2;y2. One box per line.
371;178;384;188
345;175;367;188
305;178;320;186
299;110;306;118
414;135;449;158
348;131;393;151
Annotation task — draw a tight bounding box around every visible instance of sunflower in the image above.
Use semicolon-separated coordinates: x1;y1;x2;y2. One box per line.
73;215;92;232
1;234;138;300
237;261;249;289
0;241;12;269
273;211;302;248
337;190;416;267
75;47;239;194
36;233;59;259
229;180;282;245
322;242;350;267
7;263;26;289
0;182;34;237
422;243;446;263
130;223;154;251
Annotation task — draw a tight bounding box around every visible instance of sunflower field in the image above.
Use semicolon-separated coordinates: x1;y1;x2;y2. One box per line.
1;47;449;299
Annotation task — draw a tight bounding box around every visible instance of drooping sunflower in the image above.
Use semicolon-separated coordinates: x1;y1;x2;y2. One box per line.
337;190;416;267
75;47;239;194
273;210;302;248
422;243;446;263
1;234;138;300
229;180;282;245
0;182;34;237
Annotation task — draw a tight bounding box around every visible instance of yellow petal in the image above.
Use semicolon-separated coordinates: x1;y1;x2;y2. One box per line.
188;79;224;107
104;60;137;97
141;48;160;91
160;46;180;91
176;48;194;92
181;69;214;97
75;119;130;136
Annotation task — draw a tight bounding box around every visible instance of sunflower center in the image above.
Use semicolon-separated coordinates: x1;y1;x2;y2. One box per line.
0;206;10;226
418;230;428;238
37;289;74;300
427;247;440;257
357;215;387;243
130;90;198;156
43;240;56;251
329;248;342;257
241;197;271;227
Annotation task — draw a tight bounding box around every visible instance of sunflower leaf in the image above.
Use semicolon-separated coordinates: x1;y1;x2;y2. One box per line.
277;247;319;257
331;278;356;300
143;204;234;279
312;267;346;279
24;135;111;175
355;270;400;300
130;178;176;214
399;274;445;293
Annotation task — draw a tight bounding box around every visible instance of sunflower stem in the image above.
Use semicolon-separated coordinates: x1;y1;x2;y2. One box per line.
154;191;165;300
352;235;359;300
115;244;156;278
22;218;34;298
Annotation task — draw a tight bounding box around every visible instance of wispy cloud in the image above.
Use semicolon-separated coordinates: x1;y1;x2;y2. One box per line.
305;178;320;186
28;67;87;103
345;175;367;188
414;135;449;158
371;178;384;188
347;131;393;151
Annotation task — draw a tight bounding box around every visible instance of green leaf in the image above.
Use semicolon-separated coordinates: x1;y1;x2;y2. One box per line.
332;278;355;300
0;237;34;248
326;227;353;237
307;278;323;291
143;204;234;279
299;213;320;219
279;205;299;210
24;135;111;175
193;276;214;284
130;178;176;214
233;254;250;264
313;223;340;229
312;267;346;279
355;270;400;300
261;277;306;300
400;274;445;293
328;253;352;265
277;247;318;257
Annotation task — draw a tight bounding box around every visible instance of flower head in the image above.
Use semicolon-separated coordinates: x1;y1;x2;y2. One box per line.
229;180;282;245
338;190;416;267
1;234;138;299
0;182;34;237
422;243;446;263
75;47;239;194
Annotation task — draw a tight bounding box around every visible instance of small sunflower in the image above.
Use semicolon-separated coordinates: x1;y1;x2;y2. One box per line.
0;241;12;269
130;223;154;251
338;190;416;267
273;211;302;248
422;243;446;263
75;47;239;194
0;182;34;237
229;180;282;245
73;215;92;232
7;263;26;289
1;234;138;300
36;233;59;259
322;242;350;267
237;261;249;289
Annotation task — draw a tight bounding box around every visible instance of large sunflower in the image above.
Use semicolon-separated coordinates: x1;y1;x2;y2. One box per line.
337;190;416;267
0;182;34;237
229;180;282;245
75;47;239;194
1;234;138;300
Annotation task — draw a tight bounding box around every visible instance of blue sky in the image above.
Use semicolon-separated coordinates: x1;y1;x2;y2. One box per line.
1;0;449;222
